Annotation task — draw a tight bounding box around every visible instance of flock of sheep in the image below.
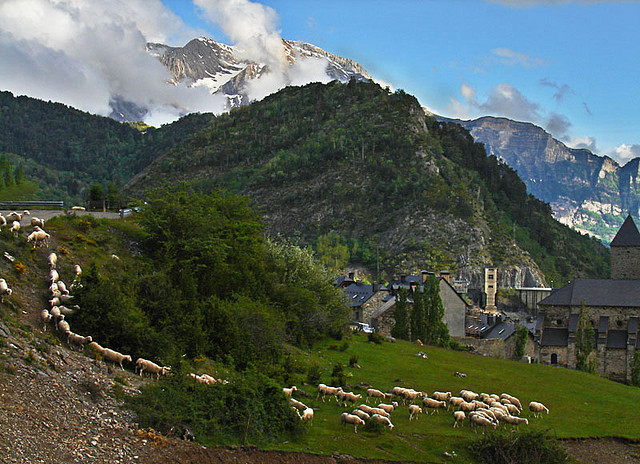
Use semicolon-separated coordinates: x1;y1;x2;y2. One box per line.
0;210;50;248
283;383;549;434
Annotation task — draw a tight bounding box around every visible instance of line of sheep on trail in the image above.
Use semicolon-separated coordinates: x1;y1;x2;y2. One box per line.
281;382;549;434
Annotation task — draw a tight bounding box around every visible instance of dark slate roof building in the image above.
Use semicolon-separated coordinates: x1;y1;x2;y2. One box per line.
610;215;640;247
538;278;640;307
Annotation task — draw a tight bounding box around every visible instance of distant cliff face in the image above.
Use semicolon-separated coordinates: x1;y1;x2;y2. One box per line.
452;116;640;243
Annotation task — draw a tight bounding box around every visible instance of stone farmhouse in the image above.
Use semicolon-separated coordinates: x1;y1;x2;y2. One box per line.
536;215;640;382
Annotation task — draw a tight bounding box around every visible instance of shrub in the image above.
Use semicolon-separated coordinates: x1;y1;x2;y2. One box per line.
362;417;386;435
468;428;569;464
13;262;26;275
306;364;322;385
348;354;359;366
367;333;384;344
330;363;347;387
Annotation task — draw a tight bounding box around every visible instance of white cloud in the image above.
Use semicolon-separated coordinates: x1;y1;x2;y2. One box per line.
568;136;599;152
0;0;223;125
610;144;640;165
492;48;545;68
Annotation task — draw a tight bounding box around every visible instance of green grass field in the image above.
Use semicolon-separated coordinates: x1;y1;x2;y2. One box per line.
270;333;640;463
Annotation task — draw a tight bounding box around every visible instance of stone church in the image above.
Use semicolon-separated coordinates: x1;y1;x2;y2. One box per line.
536;215;640;382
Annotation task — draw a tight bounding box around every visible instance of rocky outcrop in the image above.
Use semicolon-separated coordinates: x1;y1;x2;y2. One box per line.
449;116;640;243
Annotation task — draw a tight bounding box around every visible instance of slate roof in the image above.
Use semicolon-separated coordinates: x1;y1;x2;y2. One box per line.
343;282;376;307
610;215;640;247
480;321;515;341
538;279;640;307
540;328;569;347
607;330;628;349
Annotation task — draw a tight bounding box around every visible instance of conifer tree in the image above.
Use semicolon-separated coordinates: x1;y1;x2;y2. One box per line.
391;288;410;340
410;286;426;342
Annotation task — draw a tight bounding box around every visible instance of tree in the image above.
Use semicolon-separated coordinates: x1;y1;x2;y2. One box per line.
315;232;349;274
631;350;640;387
410;287;426;342
575;304;596;373
423;276;450;347
513;325;528;360
391;288;409;340
14;165;25;185
89;184;104;202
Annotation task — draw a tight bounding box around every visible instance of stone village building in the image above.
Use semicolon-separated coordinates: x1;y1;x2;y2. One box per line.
536;215;640;382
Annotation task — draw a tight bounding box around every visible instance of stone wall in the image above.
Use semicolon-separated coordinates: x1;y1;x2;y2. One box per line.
359;291;390;326
611;246;640;279
539;346;569;367
439;280;466;337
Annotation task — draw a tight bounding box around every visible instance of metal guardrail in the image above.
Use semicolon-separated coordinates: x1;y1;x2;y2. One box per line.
0;200;64;208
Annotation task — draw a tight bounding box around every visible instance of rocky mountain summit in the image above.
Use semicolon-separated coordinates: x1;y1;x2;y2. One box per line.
143;37;371;112
450;116;640;243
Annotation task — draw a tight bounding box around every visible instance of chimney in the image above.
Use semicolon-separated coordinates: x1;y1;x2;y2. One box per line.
400;274;406;283
421;270;428;284
372;282;377;293
439;270;451;283
348;271;355;281
409;281;417;293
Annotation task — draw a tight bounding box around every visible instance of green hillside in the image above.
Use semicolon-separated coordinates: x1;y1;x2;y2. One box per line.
126;80;609;284
0;90;213;204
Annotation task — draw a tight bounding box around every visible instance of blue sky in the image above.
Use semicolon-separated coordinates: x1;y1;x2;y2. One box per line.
164;0;640;164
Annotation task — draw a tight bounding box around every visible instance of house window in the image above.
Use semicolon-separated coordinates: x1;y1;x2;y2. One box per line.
556;319;563;326
551;353;558;365
617;320;623;328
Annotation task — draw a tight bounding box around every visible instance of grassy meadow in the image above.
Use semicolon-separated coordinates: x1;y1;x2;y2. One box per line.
271;333;640;462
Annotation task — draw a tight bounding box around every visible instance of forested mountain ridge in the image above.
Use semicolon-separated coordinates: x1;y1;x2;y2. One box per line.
125;80;609;287
0;90;213;203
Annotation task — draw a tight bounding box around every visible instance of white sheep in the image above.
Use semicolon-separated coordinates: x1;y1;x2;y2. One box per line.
289;398;307;411
49;297;61;307
501;393;523;410
504;403;521;416
48;252;57;270
0;278;12;302
87;341;105;353
135;358;171;379
459;401;476;413
390;386;407;396
73;264;82;277
51;290;62;299
316;384;343;402
30;217;45;229
338;391;362;407
57;315;70;334
50;282;59;294
282;386;297;397
67;332;93;350
58;305;75;316
358;404;376;415
59;294;74;303
40;309;52;330
402;389;423;404
50;306;61;323
297;407;314;422
27;230;50;248
0;215;6;227
529;401;549;417
5;211;22;222
449;396;465;408
351;409;370;421
409;404;423;421
368;407;391;418
370;413;394;429
453;411;465;427
101;348;132;370
49;269;59;283
366;388;387;403
422;397;447;414
377;402;398;414
432;391;452;402
502;414;529;426
460;389;479;402
9;221;20;236
340;413;365;433
56;280;69;295
469;412;497;431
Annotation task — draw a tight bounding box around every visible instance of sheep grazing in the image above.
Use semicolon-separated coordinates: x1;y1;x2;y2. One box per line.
370;413;394;429
351;409;370;421
50;282;59;294
409;404;423;421
504;403;521;416
30;217;45;229
432;391;452;402
390;386;407;396
422;397;447;414
501;393;523;410
101;348;132;370
6;211;22;222
366;388;387;403
48;252;57;270
56;280;69;295
460;390;479;402
378;402;398;414
49;269;59;283
368;407;391;418
282;386;298;397
49;306;61;323
27;230;50;248
0;215;5;227
453;411;465;428
87;341;105;353
135;358;171;380
290;398;307;411
341;413;365;433
73;264;82;277
317;384;343;402
338;391;362;407
469;412;497;432
402;389;423;404
49;297;61;307
67;332;93;350
358;404;375;415
57;316;70;334
40;309;52;330
9;221;20;235
502;414;529;426
297;407;314;422
0;278;12;302
529;401;549;418
459;401;476;413
449;396;465;408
